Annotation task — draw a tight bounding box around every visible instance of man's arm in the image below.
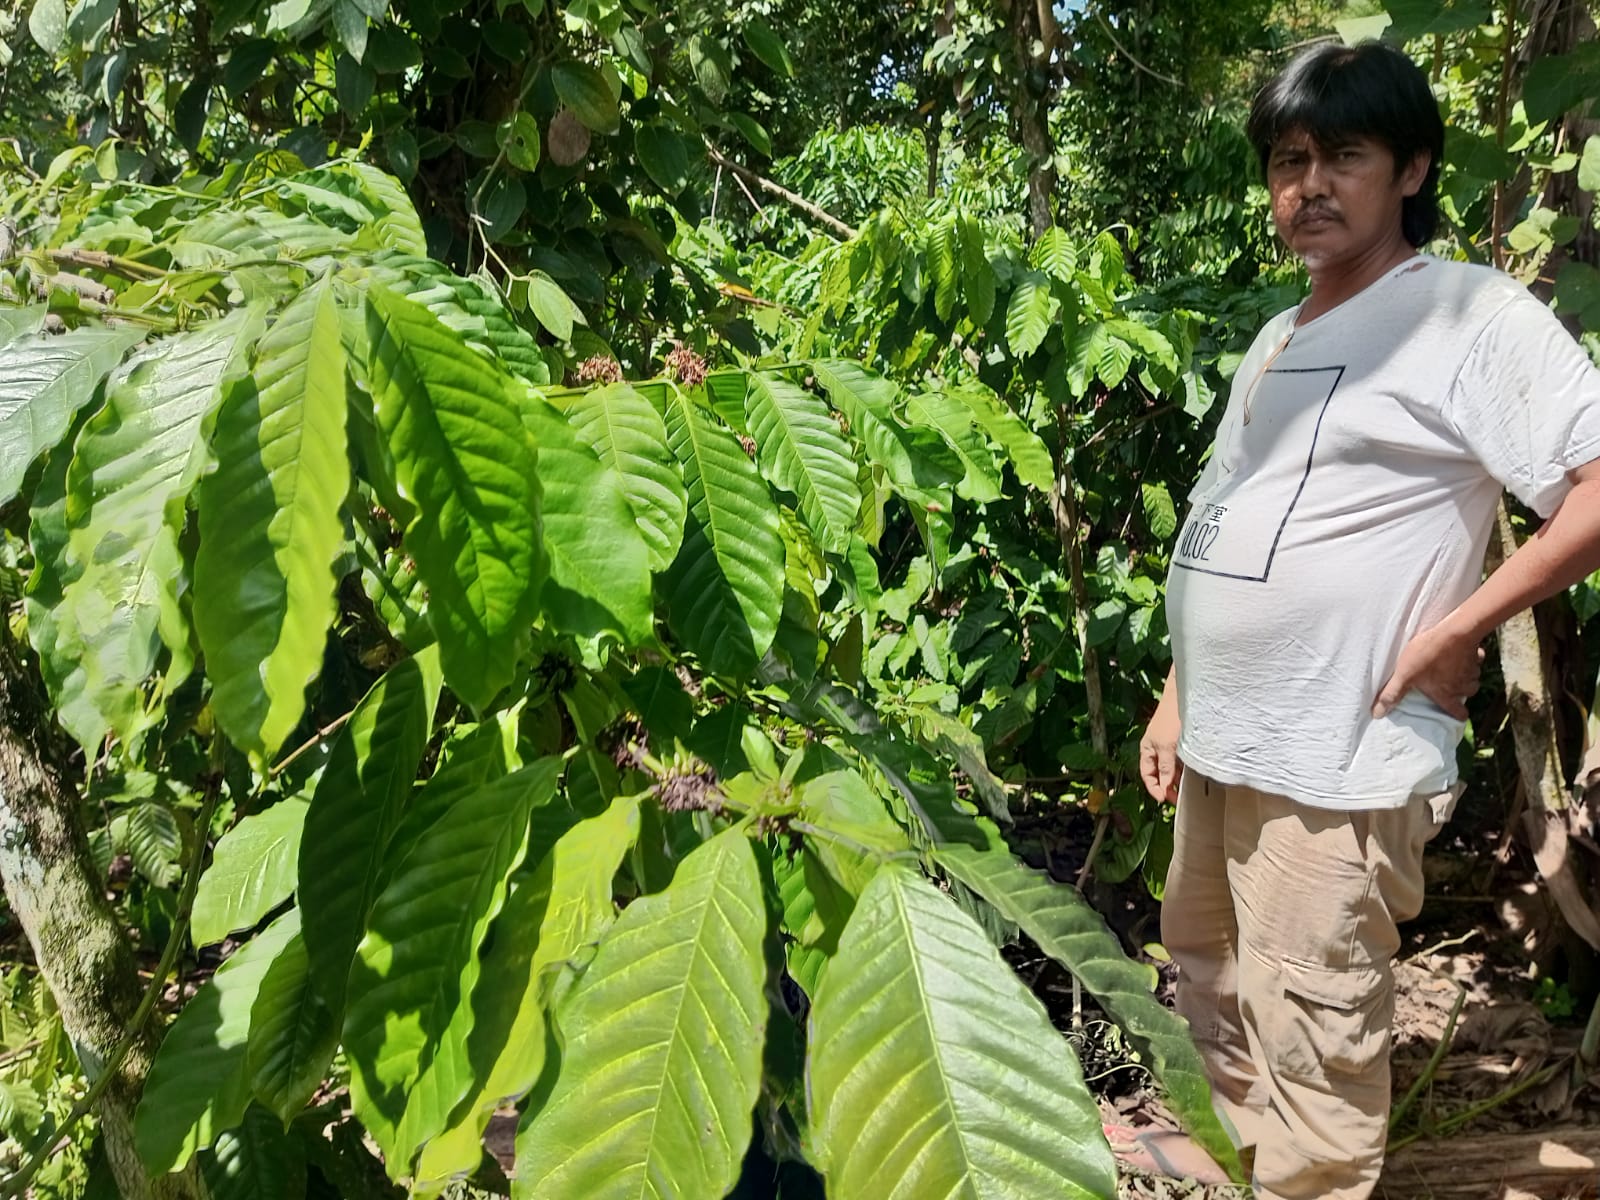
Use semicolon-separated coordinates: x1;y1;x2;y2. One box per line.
1373;459;1600;718
1140;665;1183;803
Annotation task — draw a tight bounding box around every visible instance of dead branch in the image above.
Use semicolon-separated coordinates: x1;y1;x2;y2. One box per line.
704;146;859;241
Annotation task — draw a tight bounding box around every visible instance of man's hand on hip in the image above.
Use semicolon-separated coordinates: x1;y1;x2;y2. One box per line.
1373;622;1484;720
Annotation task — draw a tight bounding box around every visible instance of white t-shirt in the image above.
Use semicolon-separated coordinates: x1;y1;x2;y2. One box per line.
1167;256;1600;809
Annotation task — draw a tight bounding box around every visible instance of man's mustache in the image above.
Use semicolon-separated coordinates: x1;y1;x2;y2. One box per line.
1293;204;1342;226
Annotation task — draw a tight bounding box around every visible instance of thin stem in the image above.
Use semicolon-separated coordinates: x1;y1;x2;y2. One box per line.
1388;985;1466;1132
268;709;355;779
0;783;223;1199
1074;813;1110;891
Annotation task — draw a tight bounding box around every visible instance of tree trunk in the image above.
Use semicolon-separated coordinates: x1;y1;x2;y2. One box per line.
1001;0;1059;237
1490;506;1600;953
0;637;198;1199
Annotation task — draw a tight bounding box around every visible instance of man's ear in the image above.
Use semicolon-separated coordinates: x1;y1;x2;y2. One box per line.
1399;150;1430;197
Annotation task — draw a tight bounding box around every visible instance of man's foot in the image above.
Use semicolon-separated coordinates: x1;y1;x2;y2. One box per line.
1102;1122;1233;1185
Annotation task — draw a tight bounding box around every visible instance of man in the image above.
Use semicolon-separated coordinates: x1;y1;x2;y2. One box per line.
1135;40;1600;1200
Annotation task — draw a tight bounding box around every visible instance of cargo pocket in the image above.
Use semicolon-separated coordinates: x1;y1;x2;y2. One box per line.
1273;959;1392;1082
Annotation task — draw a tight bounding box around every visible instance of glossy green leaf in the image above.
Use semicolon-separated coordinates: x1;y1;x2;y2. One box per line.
944;383;1054;492
552;60;618;133
135;911;300;1174
937;845;1245;1182
413;793;641;1191
195;278;349;760
0;324;141;506
27;0;66;53
807;866;1117;1200
247;927;339;1123
564;382;685;572
928;216;959;323
367;285;543;708
808;358;961;494
958;217;996;327
525;271;582;343
51;310;256;751
344;759;562;1179
513;830;768;1200
1142;481;1178;541
745;371;860;554
904;390;1002;503
660;388;784;676
1005;269;1053;358
298;648;443;1012
363;253;550;386
192;797;307;947
499;111;542;172
1029;226;1076;281
742;14;794;77
519;392;654;643
636;122;690;193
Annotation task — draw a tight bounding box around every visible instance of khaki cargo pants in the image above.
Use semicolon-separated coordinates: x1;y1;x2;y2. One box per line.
1162;770;1449;1200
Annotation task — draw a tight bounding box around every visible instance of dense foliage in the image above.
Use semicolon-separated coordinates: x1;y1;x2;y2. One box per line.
0;0;1599;1197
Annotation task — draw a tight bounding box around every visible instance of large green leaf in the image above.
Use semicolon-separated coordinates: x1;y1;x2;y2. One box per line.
298;648;443;1013
552;60;619;132
199;1103;305;1200
247;928;339;1124
1005;270;1053;358
513;829;768;1200
808;359;962;495
904;390;1002;503
942;384;1054;492
936;845;1246;1182
660;388;784;676
367;285;543;708
806;866;1117;1200
363;253;549;386
958;218;996;327
928;216;959;323
564;382;685;571
192;797;307;947
344;759;562;1179
413;793;642;1191
195;278;349;760
50;311;257;751
0;324;142;506
518;392;654;643
135;911;300;1174
744;371;860;554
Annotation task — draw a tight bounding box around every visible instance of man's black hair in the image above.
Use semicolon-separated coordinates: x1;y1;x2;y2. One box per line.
1246;40;1445;247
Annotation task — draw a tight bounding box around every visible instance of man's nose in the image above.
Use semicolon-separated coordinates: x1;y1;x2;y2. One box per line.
1302;155;1331;198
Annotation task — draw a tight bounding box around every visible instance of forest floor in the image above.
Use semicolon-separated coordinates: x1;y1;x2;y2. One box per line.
1009;789;1600;1200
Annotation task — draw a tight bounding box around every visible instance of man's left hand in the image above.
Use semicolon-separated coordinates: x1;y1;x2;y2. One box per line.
1373;622;1484;720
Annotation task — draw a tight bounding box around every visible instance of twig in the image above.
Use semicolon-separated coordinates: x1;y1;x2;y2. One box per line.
269;709;356;779
704;145;859;240
0;783;223;1198
1074;813;1111;891
45;248;164;281
32;272;115;306
1092;7;1183;87
1389;985;1467;1132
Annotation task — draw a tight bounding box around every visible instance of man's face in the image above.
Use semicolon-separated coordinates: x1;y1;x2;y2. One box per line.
1265;129;1429;270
